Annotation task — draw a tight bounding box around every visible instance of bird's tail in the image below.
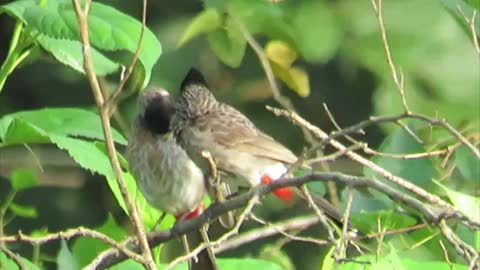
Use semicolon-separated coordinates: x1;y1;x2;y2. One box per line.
261;175;294;204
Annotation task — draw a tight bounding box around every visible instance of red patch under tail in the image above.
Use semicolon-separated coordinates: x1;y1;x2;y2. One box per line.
175;202;205;220
261;175;294;204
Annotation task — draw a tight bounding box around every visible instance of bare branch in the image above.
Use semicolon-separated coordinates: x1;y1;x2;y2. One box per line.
70;0;155;268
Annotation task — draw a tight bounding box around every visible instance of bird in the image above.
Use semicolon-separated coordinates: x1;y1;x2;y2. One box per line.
170;68;344;224
126;88;217;270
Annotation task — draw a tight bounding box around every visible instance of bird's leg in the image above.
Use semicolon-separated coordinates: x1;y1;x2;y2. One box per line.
151;212;167;232
201;150;235;228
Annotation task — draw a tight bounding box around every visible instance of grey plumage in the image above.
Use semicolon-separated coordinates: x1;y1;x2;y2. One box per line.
126;88;217;270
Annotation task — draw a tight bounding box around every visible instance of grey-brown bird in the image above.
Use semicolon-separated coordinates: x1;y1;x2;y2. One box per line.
171;68;344;224
126;88;217;270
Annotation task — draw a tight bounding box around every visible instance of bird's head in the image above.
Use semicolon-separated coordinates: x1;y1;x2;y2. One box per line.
176;68;217;119
138;88;175;135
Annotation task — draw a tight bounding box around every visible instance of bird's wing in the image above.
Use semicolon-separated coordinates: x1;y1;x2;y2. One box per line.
208;104;297;164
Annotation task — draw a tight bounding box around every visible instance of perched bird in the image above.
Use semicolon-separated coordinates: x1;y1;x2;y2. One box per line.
126;88;217;270
171;68;344;224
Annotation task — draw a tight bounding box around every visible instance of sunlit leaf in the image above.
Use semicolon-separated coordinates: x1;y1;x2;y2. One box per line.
0;0;162;87
434;179;480;222
9;202;38;218
270;62;310;97
265;40;297;68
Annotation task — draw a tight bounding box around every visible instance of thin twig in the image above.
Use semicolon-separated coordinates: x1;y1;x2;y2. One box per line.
371;0;410;113
0;228;143;262
106;0;148;116
457;7;480;55
70;1;155;269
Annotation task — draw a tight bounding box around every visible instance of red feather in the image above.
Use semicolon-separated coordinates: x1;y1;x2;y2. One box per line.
261;175;294;204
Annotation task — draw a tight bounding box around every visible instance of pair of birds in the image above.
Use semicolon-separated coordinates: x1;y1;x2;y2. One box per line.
126;68;343;270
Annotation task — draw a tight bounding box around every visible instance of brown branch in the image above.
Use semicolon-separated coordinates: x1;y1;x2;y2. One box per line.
0;228;143;262
457;7;480;55
268;106;479;211
83;171;479;269
70;0;155;269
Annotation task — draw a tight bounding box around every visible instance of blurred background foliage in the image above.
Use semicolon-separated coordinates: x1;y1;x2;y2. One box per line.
0;0;479;269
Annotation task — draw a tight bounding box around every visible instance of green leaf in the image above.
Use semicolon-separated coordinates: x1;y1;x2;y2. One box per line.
37;34;119;76
72;215;126;267
105;171;164;229
10;168;38;191
50;135;113;177
0;108;127;145
1;0;162;87
464;0;480;9
9;202;38;218
57;239;80;270
178;8;222;47
364;125;435;189
292;0;341;63
0;250;41;270
207;18;246;67
216;258;282;270
259;245;294;270
349;210;417;233
108;260;146;270
455;145;480;181
434;179;480;222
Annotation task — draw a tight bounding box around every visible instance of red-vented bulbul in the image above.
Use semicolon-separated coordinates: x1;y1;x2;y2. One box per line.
126;88;217;270
171;69;344;224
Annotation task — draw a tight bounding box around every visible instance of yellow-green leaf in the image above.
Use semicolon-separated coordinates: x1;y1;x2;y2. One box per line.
265;40;297;68
270;61;310;97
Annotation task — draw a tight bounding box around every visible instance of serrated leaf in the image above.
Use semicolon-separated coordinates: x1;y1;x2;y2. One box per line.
105;171;163;229
0;0;162;87
9;202;38;218
178;8;221;47
207;18;246;67
270;61;310;97
10;168;38;191
434;179;480;222
50;135;113;177
265;40;297;68
57;239;80;270
0;108;127;145
37;34;119;75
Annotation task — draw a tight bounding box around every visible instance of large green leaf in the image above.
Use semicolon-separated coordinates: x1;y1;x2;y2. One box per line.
0;0;162;87
291;0;341;63
0;108;127;145
10;168;38;191
434;180;480;222
364;125;435;189
207;17;246;68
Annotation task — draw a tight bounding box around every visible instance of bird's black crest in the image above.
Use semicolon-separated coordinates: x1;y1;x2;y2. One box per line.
180;68;208;92
141;95;175;134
